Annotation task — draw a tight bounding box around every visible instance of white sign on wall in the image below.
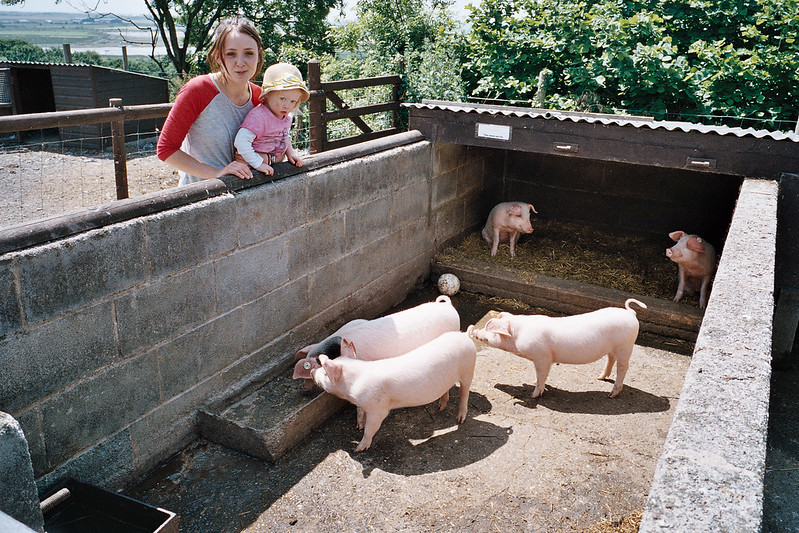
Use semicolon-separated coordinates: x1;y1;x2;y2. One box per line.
475;123;512;141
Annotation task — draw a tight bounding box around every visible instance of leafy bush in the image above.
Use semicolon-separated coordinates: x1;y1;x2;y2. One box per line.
463;0;799;129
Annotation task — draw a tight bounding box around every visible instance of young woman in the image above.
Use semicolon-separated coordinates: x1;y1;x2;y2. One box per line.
157;17;264;185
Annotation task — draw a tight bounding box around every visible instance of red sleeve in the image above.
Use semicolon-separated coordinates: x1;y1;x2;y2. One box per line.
157;75;220;161
250;82;262;105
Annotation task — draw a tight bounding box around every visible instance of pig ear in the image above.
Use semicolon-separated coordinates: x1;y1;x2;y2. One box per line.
508;205;523;216
295;344;313;360
340;338;357;359
686;236;706;253
485;318;512;337
669;231;686;242
319;355;343;381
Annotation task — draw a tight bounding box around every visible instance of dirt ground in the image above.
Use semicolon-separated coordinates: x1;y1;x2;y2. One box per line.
0;145;176;230
128;288;692;533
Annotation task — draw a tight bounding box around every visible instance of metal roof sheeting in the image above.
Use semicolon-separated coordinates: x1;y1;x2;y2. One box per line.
405;100;799;143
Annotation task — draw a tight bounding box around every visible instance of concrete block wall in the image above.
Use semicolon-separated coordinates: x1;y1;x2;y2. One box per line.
504;151;742;246
0;132;489;493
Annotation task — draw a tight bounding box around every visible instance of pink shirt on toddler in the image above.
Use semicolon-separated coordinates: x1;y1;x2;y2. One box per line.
234;104;293;168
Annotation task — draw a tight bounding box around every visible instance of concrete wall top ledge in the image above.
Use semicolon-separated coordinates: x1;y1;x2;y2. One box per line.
0;131;426;256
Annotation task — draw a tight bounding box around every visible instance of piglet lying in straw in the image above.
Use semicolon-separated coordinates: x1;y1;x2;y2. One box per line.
468;298;646;398
293;295;460;390
311;332;477;452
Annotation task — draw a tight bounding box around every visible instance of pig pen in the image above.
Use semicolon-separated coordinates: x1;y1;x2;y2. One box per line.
1;103;796;532
126;106;788;532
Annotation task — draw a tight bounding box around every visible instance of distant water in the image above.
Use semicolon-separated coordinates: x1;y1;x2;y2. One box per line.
69;46;169;56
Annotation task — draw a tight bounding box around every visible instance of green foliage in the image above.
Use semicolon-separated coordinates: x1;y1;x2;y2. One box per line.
141;0;342;77
319;0;466;139
328;0;466;100
0;38;60;62
464;0;799;129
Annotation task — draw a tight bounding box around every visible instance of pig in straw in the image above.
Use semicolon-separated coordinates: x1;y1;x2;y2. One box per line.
311;331;477;452
481;201;538;257
293;295;460;389
467;298;647;398
665;231;716;309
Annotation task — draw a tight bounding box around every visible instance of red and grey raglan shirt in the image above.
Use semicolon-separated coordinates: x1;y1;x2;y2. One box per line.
157;74;262;186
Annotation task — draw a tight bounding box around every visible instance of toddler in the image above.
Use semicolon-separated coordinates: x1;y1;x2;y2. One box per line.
234;62;310;175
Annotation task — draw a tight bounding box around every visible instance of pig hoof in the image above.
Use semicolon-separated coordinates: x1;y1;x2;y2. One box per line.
609;388;622;398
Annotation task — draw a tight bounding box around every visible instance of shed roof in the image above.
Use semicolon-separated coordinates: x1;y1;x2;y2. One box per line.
406;100;799;180
406;100;799;143
0;60;166;82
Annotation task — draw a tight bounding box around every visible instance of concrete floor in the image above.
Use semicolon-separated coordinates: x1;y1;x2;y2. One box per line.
128;288;693;532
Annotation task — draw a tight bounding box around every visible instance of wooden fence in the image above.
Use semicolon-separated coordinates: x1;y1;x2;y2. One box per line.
0;60;403;200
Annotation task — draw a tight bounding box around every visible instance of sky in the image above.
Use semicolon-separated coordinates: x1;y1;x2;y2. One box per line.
1;0;474;20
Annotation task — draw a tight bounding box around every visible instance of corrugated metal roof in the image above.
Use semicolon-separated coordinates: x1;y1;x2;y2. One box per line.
405;100;799;143
0;60;165;80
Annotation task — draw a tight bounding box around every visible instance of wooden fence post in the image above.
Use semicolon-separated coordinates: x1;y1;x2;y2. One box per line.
62;44;72;64
392;80;401;130
307;59;323;154
109;98;129;200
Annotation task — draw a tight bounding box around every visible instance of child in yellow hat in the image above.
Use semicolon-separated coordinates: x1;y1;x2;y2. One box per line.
234;62;310;175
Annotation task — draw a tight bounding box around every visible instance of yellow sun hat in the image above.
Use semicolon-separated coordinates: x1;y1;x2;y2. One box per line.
261;63;310;103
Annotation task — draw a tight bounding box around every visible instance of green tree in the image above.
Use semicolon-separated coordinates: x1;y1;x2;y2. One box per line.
328;0;466;99
464;0;799;129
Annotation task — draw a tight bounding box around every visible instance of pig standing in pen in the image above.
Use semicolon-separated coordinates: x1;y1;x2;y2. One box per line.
481;201;538;257
468;298;647;398
293;295;460;389
310;331;477;452
665;230;717;309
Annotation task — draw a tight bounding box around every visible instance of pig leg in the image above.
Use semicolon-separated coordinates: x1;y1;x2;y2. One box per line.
490;229;501;256
699;277;711;308
356;407;366;429
355;409;389;453
438;390;449;411
456;373;473;423
508;231;519;257
608;347;633;398
598;354;615;381
673;267;687;303
531;362;552;399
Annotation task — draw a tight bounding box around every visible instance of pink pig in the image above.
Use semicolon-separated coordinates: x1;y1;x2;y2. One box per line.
665;231;717;309
481;201;538;257
311;331;477;452
293;295;460;389
467;298;647;398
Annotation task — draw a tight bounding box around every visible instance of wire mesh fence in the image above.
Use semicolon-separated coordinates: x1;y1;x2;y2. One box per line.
0;111;317;231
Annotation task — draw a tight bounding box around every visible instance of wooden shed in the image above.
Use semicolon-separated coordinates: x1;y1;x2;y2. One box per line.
0;61;169;149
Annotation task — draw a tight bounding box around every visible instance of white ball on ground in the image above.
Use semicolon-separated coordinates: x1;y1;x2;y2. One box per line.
437;273;460;295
